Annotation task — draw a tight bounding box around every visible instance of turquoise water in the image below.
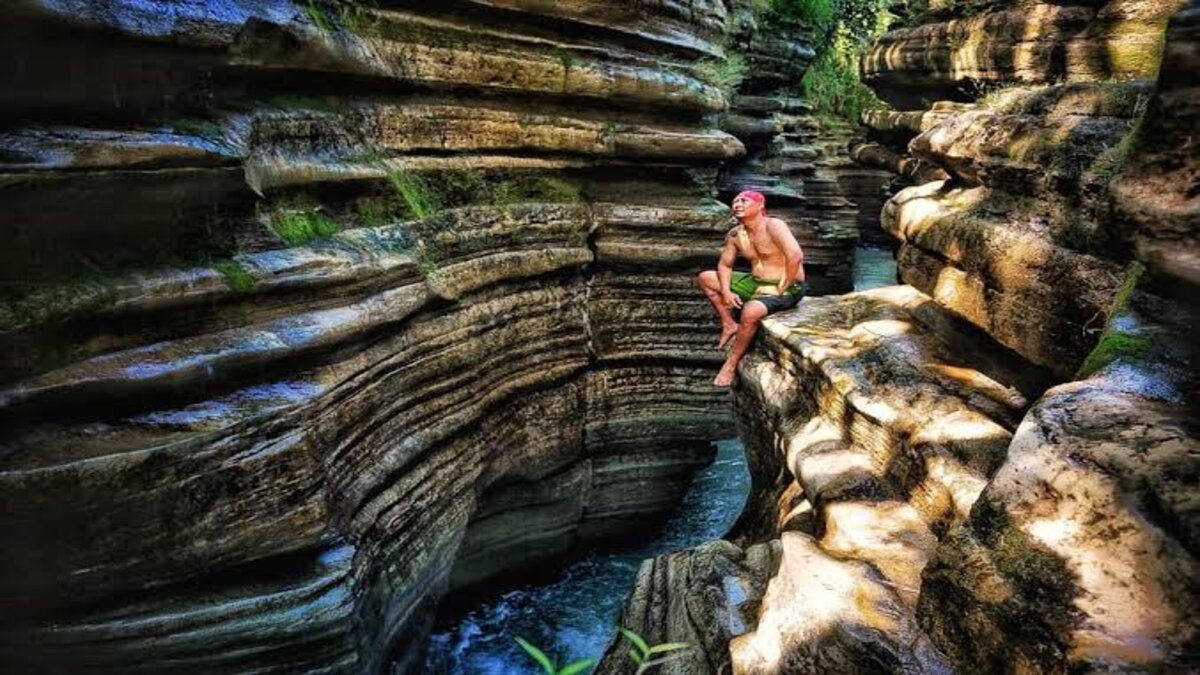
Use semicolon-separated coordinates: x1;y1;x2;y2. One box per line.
420;439;750;674
853;245;898;291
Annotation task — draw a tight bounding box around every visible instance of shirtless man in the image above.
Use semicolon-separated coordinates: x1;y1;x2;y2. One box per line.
696;191;806;387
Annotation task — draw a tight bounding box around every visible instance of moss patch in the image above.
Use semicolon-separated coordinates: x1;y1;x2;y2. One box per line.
0;281;120;333
213;260;255;293
266;196;341;245
694;53;747;99
1075;262;1150;378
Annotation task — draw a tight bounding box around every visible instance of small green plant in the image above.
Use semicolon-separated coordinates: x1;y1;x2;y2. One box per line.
556;48;577;71
618;627;689;674
694;52;747;98
514;637;593;675
336;0;378;34
600;120;619;146
213;260;255;293
266;197;341;245
302;1;335;33
387;171;440;220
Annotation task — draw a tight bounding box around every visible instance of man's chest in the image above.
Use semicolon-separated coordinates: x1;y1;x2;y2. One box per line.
736;228;780;258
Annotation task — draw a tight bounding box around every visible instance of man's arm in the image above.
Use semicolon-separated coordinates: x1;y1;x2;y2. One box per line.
769;219;804;294
717;234;742;309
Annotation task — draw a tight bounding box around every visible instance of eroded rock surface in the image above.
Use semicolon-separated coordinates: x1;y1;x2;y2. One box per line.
0;1;785;672
863;0;1186;107
598;286;1051;674
918;272;1198;673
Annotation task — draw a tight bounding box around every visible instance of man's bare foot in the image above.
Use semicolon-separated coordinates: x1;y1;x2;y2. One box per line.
717;323;739;350
713;363;737;387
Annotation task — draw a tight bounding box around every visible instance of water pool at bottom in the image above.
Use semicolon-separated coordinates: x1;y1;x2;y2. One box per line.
420;438;750;674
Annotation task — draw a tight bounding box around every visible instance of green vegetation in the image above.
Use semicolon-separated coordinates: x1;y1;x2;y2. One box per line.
744;0;894;122
1088;88;1148;185
302;1;335;32
513;629;689;675
514;637;593;675
694;53;747;98
387;171;439;220
302;1;379;35
802;32;889;125
169;117;225;140
266;196;341;245
348;169;584;272
972;499;1083;636
617;627;690;673
752;0;838;32
368;169;583;224
213;260;255;293
1076;262;1150;378
799;0;894;123
0;280;119;333
336;1;379;34
1088;121;1141;185
1076;331;1156;379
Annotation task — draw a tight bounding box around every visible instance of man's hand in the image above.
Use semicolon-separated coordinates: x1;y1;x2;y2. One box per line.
722;290;743;309
774;283;788;296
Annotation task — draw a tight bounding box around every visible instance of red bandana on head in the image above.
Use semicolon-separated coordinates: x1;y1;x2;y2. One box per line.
734;190;766;215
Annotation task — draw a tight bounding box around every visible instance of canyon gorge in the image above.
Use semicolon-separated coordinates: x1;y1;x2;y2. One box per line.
0;0;1194;674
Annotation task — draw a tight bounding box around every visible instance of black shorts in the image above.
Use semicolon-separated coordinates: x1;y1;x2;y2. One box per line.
734;281;807;319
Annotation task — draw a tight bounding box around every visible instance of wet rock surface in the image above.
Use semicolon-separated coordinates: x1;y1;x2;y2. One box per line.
598;286;1051;673
0;1;792;672
917;274;1198;673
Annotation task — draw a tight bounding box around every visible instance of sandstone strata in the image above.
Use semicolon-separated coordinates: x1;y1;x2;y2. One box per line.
0;1;763;672
863;0;1185;108
918;267;1197;673
1109;0;1200;289
598;286;1051;673
601;0;1198;671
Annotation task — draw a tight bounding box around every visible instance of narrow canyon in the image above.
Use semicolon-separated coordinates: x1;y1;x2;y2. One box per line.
0;1;1194;674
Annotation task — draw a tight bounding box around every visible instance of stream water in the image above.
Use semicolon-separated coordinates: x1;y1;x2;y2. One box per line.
419;246;896;674
420;439;750;673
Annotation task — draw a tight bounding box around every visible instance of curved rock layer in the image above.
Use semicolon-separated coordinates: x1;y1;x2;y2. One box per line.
918;283;1197;673
860;0;1192;376
602;283;1196;675
600;0;1198;671
0;1;824;672
598;286;1053;674
863;0;1186;108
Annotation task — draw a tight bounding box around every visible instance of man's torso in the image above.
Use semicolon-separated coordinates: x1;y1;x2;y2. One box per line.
732;218;790;281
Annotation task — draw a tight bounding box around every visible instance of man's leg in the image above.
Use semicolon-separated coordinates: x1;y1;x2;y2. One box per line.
714;300;767;387
696;270;739;349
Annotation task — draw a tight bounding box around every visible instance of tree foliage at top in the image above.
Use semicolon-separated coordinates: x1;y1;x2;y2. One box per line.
753;0;896;122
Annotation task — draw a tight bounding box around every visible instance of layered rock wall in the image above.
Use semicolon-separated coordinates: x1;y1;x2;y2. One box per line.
860;0;1190;377
599;0;1198;672
0;1;780;672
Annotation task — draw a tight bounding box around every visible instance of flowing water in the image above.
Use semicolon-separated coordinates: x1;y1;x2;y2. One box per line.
421;439;751;673
420;246;897;674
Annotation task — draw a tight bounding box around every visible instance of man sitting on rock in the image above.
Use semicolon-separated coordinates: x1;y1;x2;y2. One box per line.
696;190;806;387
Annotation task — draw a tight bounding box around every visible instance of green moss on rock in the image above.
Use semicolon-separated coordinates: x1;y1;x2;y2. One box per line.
213;261;255;293
1076;262;1148;378
266;197;341;245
